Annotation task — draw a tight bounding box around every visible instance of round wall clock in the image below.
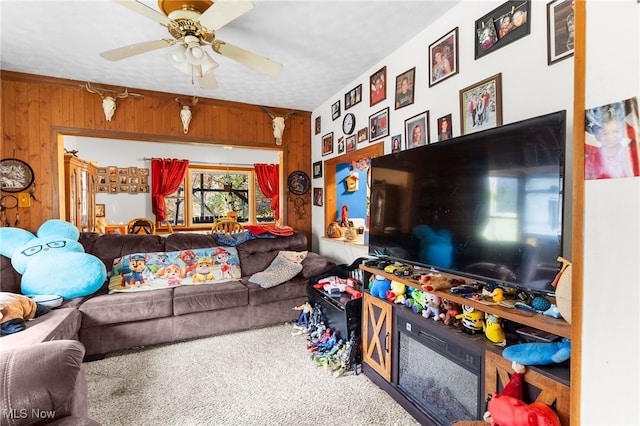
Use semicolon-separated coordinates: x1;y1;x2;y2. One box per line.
0;158;35;193
342;113;356;135
287;171;310;195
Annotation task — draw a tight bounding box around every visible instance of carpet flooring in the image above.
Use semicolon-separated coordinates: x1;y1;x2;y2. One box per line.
83;324;421;426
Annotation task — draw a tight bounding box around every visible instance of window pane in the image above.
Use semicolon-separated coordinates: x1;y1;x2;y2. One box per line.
255;178;276;223
191;170;250;223
165;183;185;226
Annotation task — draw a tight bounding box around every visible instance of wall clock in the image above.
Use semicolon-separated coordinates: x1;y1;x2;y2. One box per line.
342;113;356;135
0;158;35;193
287;171;310;195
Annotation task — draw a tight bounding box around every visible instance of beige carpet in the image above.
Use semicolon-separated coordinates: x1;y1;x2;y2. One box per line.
83;323;421;426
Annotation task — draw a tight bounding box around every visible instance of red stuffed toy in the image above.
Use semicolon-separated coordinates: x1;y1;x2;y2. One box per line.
484;361;561;426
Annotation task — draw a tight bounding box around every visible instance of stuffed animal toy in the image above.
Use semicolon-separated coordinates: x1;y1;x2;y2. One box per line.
421;292;442;321
405;290;427;314
369;275;392;299
483;313;506;346
0;292;50;335
456;305;484;334
0;219;107;300
419;273;453;292
440;299;461;326
385;280;406;304
502;338;571;366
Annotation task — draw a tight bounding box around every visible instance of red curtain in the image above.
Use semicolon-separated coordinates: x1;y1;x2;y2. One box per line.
151;158;189;223
254;163;280;221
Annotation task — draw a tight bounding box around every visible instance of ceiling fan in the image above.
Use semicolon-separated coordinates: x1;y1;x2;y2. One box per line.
100;0;283;89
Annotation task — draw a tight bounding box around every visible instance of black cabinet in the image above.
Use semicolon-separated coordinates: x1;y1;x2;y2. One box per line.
307;285;362;343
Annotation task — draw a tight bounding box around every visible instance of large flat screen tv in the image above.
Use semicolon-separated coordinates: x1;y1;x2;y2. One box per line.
368;111;566;296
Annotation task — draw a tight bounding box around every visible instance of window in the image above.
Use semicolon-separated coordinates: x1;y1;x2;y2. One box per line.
163;165;276;229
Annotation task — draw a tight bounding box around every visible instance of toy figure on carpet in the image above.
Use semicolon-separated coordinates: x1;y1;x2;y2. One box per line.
291;301;313;335
333;330;361;377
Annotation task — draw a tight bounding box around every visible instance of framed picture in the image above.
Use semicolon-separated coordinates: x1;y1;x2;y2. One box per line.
405;111;429;149
104;225;127;235
322;132;334;156
391;135;402;153
370;66;387;106
313;161;322;179
437;114;454;141
315;116;321;135
459;73;503;135
95;203;105;217
357;127;369;143
547;0;575;65
369;107;389;142
475;1;531;59
346;135;357;153
331;100;341;121
313;188;323;207
394;67;415;110
429;27;459;87
344;84;362;110
337;136;345;154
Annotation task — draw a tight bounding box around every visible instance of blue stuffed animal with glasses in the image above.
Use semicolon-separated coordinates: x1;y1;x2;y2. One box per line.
0;219;106;299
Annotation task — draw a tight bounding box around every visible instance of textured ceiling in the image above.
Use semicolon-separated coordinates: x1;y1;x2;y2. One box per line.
0;0;459;112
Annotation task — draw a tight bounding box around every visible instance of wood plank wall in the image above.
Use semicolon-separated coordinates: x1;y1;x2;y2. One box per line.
1;71;312;244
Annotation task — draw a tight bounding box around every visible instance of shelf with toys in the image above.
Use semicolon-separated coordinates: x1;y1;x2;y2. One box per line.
359;264;571;339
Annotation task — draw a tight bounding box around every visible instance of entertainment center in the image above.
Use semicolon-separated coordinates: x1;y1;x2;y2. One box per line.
358;111;571;425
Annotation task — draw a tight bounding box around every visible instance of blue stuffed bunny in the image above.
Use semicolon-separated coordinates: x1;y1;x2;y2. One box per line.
0;219;107;299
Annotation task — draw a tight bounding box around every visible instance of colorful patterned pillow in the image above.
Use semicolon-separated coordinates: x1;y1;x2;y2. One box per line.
108;246;241;293
248;251;307;289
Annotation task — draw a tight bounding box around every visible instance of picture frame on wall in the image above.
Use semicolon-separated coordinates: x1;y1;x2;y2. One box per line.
459;73;503;135
357;127;368;143
405;111;430;149
369;107;389;142
475;1;531;59
391;135;402;153
315;116;321;135
346;135;357;153
370;66;387;106
331;100;341;120
313;188;323;207
313;161;322;179
546;0;575;65
337;136;345;154
437;114;454;141
345;84;362;110
322;132;334;156
429;27;459;87
96;203;105;217
394;67;415;110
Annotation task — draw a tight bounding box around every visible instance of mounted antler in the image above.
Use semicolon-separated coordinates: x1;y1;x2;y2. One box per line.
260;106;297;145
175;96;199;134
85;82;131;122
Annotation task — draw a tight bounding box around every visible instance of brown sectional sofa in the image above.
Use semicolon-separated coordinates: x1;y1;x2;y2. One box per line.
1;230;335;424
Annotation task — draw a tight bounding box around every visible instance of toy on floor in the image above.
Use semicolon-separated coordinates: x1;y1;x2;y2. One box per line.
291;301;313;335
502;338;571;366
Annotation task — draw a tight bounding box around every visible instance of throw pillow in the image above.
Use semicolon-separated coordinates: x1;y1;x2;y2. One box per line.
248;251;306;289
108;246;241;293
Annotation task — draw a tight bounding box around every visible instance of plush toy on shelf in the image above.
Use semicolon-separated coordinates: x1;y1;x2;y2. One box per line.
483;313;506;346
502;338;571;366
440;299;461;326
369;274;392;299
405;289;427;314
456;305;484;335
385;280;407;304
419;273;453;292
421;292;442;321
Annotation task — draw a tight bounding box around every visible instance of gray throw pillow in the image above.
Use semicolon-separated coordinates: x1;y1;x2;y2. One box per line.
248;251;305;288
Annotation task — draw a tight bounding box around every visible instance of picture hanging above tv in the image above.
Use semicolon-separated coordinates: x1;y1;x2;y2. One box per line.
368;110;567;296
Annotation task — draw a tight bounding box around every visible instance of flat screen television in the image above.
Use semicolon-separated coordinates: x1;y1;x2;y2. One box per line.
368;111;566;296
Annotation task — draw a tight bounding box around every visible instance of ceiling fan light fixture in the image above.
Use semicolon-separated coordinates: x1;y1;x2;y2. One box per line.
200;54;219;74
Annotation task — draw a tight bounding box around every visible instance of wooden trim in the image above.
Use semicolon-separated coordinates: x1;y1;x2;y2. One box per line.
570;0;586;424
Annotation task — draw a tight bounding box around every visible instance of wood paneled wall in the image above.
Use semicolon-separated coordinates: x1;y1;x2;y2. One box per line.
1;71;312;242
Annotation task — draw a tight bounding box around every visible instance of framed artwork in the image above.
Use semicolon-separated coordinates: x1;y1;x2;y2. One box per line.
369;107;389;142
459;73;503;135
547;0;575;65
345;84;362;110
357;127;369;143
337;136;345;154
369;66;387;106
429;27;459;87
313;188;323;207
391;135;402;153
394;67;415;110
97;166;149;193
405;111;429;149
322;132;334;156
313;161;322;179
437;114;454;141
331;100;341;121
346;135;357;153
95;203;105;217
475;1;531;59
315;116;321;135
105;225;127;235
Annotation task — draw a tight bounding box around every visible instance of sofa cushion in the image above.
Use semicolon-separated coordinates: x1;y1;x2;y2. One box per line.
80;233;166;273
236;232;308;276
299;252;337;279
79;289;174;327
0;307;82;351
248;251;306;288
243;275;308;306
107;247;241;293
172;281;248;316
164;232;219;251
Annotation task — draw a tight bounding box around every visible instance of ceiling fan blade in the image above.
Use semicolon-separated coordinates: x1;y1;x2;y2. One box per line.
100;39;175;61
198;0;254;31
214;41;283;76
199;71;218;90
113;0;171;26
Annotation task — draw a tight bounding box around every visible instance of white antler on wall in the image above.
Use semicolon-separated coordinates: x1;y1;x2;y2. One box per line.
85;82;135;122
260;106;296;145
175;96;199;134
